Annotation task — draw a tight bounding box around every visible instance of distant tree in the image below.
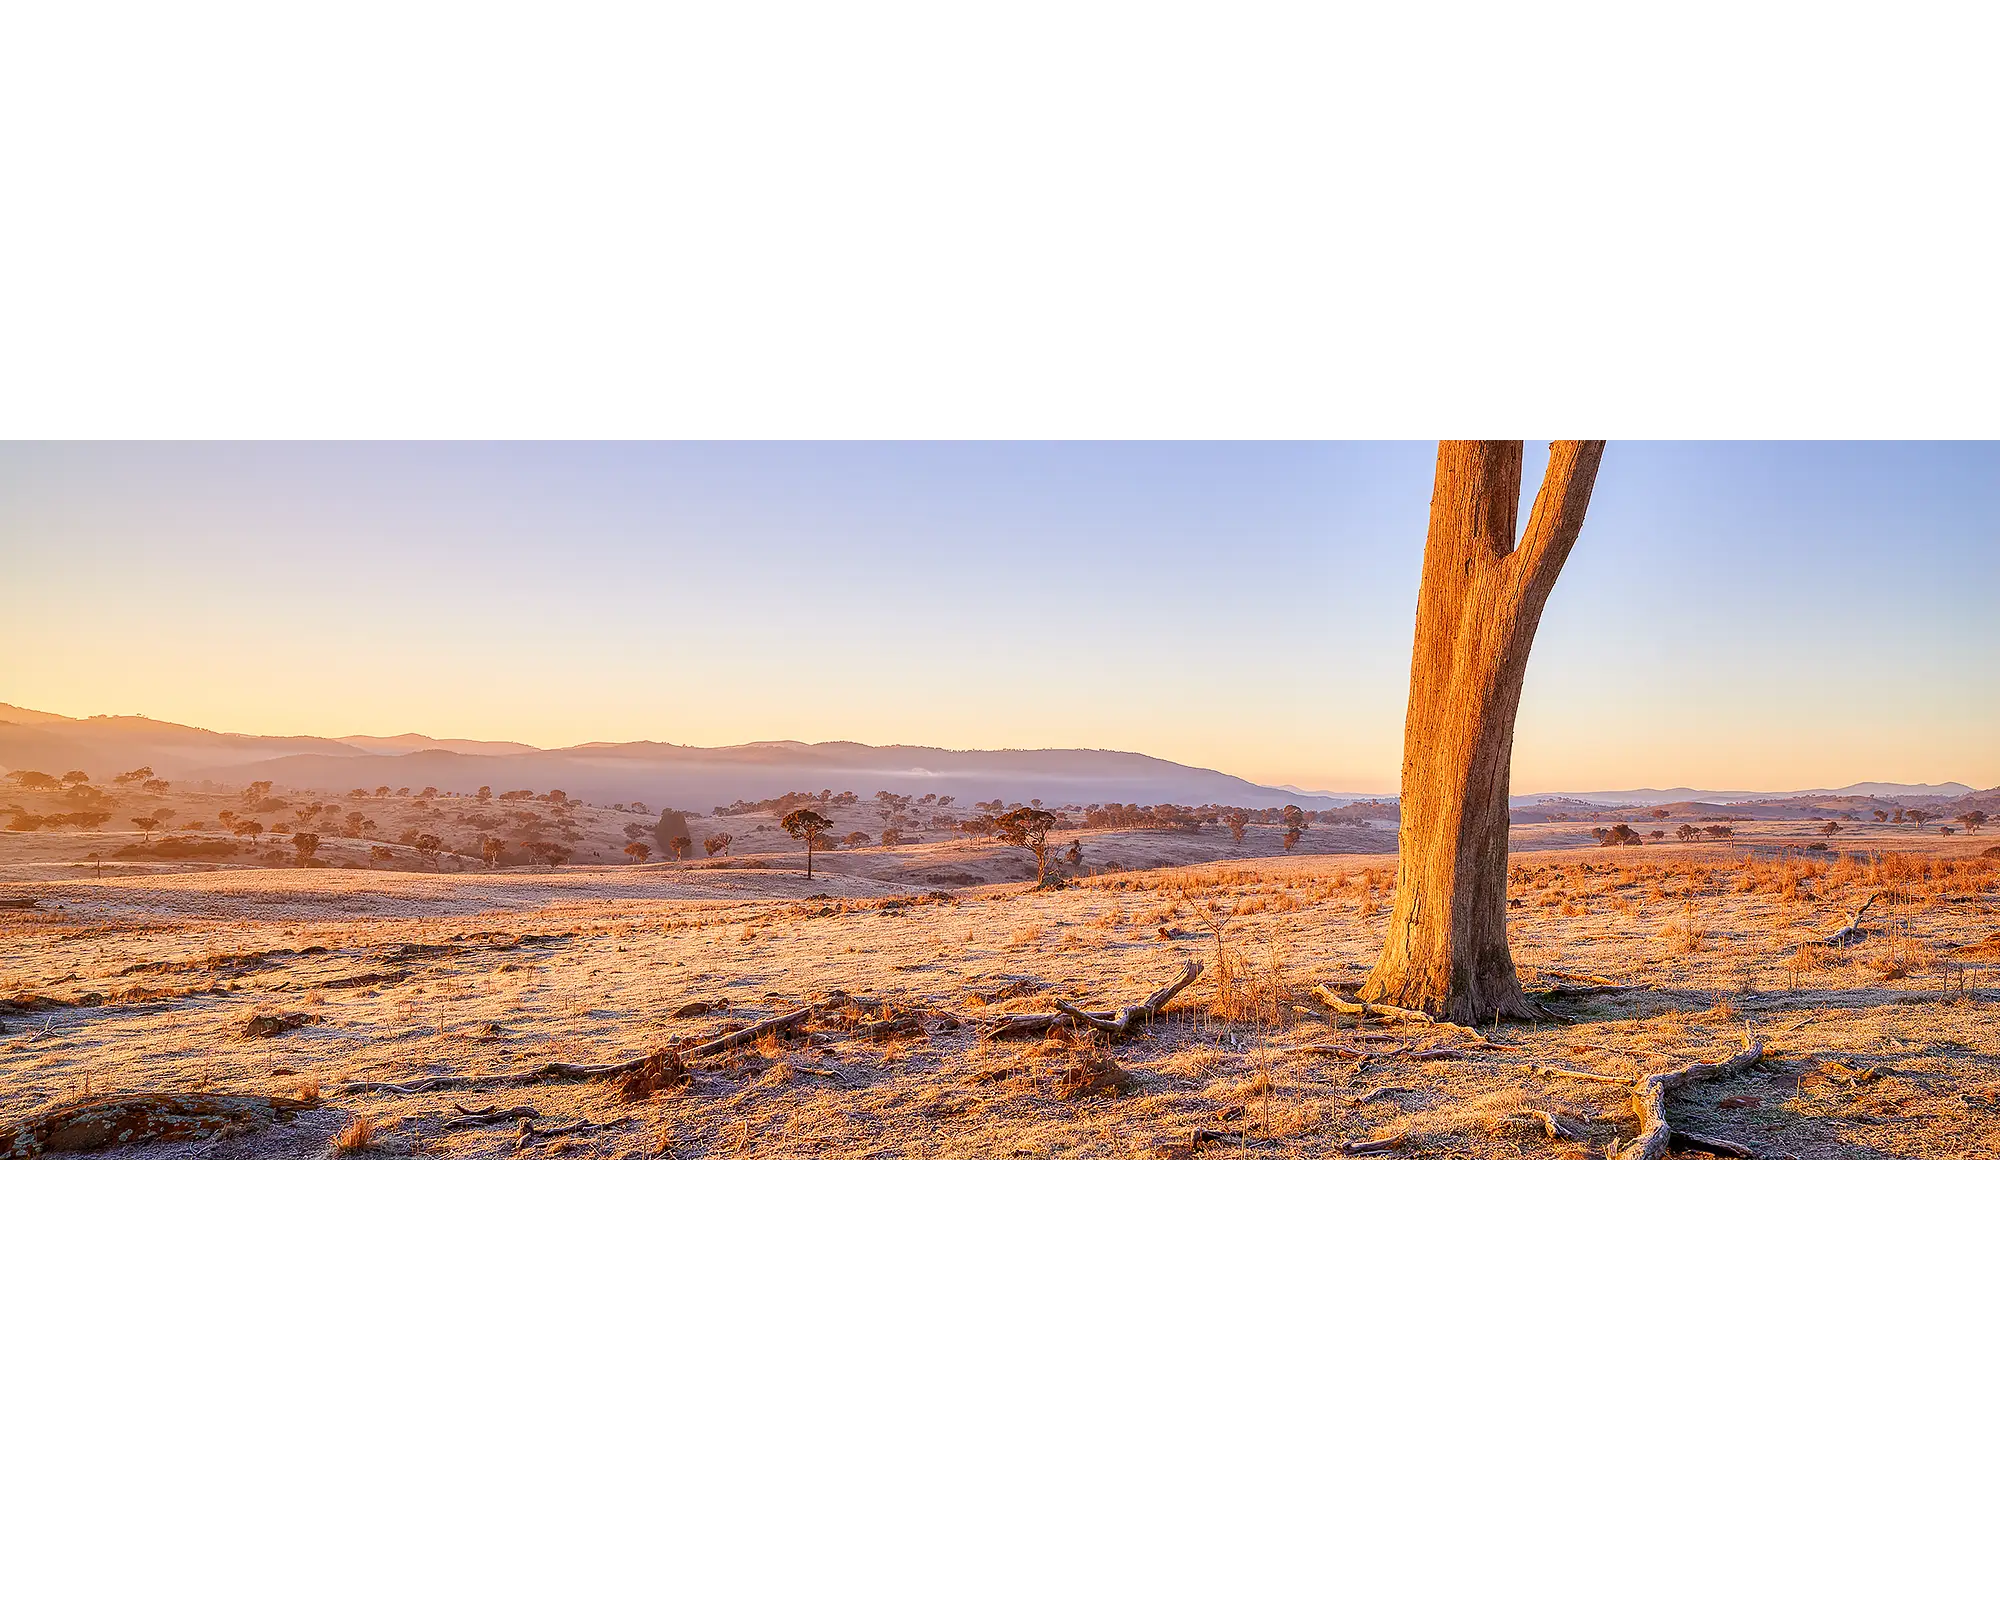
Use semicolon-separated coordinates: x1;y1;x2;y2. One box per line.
481;836;505;869
1703;824;1733;840
1223;811;1249;845
13;771;60;791
414;833;443;868
113;767;153;785
370;845;395;864
530;841;572;868
1649;829;1666;841
293;831;321;865
992;806;1060;887
141;778;170;796
1651;808;1670;821
1064;837;1084;869
843;831;871;848
623;822;649;841
705;833;732;858
1909;809;1933;831
62;770;88;785
233;819;265;842
477;786;493;802
131;813;162;842
242;781;273;802
375;786;391;799
1820;820;1842;838
1280;804;1308;851
1873;810;1890;824
1957;811;1987;833
1676;823;1700;843
668;834;692;863
880;826;905;847
624;840;651;865
782;808;833;879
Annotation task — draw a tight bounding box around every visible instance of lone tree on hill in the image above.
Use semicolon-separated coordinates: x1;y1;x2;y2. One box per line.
992;806;1060;887
1360;440;1605;1023
782;808;833;879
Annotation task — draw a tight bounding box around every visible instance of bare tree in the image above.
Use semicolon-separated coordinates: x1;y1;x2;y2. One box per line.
782;808;832;879
1360;440;1605;1022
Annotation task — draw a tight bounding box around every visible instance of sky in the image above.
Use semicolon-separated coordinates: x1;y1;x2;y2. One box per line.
1;441;1994;794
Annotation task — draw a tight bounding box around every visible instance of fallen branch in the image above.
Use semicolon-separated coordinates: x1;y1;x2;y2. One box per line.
1531;1064;1634;1086
1622;1036;1766;1161
688;1006;813;1058
1505;1108;1588;1143
1341;1131;1406;1156
334;1060;635;1097
445;1103;539;1129
1670;1128;1756;1159
1351;1084;1419;1105
982;961;1203;1041
1817;892;1880;948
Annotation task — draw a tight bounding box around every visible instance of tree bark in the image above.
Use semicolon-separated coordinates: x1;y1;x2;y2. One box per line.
1359;441;1605;1023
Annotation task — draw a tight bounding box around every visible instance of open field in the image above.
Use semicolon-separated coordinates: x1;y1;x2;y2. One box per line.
5;801;1997;1159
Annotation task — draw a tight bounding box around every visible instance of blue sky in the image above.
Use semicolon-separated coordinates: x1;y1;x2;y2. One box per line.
1;441;1993;792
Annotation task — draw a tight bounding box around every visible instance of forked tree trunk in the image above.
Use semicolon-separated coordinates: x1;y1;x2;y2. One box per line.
1359;440;1605;1023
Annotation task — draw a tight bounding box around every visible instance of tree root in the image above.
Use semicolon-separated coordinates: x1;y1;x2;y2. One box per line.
1309;985;1495;1045
1622;1036;1766;1160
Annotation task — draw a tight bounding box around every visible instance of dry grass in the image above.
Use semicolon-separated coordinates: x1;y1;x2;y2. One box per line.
331;1115;375;1157
3;831;1996;1160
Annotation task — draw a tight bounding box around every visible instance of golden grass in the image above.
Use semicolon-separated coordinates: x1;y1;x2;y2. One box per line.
332;1114;375;1157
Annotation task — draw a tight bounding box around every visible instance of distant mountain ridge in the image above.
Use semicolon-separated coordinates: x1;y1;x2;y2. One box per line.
4;704;1987;812
0;703;1347;810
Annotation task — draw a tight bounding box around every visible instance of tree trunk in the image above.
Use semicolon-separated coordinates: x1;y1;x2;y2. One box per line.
1359;441;1605;1023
